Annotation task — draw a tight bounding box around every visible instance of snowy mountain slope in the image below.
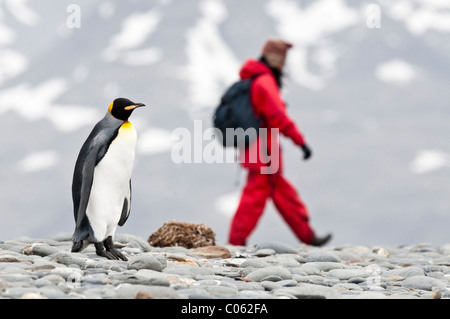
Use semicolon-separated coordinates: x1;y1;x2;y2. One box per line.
0;0;449;246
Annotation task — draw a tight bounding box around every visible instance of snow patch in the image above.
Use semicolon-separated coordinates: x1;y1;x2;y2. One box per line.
72;64;89;82
4;0;39;26
266;0;359;90
98;1;115;20
0;79;101;132
0;49;28;85
0;21;15;46
410;150;449;174
137;128;174;155
18;150;60;173
384;0;450;35
375;59;417;86
215;191;240;217
121;48;163;66
182;0;240;117
102;9;162;65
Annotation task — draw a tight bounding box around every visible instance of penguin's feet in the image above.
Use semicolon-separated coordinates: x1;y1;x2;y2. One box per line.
94;238;128;261
104;236;128;261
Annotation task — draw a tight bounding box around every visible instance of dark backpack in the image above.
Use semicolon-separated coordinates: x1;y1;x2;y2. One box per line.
213;76;261;149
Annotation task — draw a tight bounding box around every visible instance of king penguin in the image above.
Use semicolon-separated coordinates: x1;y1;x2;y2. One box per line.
71;97;145;260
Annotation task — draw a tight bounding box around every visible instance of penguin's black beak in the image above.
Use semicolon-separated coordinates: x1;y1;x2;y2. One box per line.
124;103;146;111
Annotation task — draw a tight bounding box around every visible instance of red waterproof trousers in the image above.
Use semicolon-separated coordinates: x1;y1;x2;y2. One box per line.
228;170;315;246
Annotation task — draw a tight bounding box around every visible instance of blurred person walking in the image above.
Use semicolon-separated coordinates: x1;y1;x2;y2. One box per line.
228;38;331;247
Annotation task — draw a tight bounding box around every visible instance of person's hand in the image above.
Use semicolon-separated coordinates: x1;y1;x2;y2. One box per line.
301;144;312;160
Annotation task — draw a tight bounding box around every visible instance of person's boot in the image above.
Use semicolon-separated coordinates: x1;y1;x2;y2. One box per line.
310;233;332;247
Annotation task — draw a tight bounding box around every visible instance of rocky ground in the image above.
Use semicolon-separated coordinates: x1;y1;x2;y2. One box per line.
0;232;449;299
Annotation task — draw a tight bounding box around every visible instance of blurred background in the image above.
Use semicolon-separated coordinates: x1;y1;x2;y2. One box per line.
0;0;449;247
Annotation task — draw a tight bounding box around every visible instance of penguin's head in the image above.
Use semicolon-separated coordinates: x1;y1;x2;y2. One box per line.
108;98;145;121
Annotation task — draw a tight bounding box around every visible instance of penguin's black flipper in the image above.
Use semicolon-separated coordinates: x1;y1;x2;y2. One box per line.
118;180;132;227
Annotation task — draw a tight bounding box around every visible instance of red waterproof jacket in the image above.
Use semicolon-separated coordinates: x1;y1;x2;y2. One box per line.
238;59;306;173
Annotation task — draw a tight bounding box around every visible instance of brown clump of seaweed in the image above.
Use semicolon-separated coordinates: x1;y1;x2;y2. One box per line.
148;221;216;249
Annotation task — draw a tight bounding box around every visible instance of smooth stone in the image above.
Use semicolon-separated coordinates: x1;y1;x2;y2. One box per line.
176;288;213;299
128;254;164;271
298;264;321;275
344;291;390;299
3;286;40;298
261;281;281;291
162;264;215;277
193;285;238;296
274;284;342;299
255;242;299;254
326;269;371;280
21;292;47;299
0;279;11;290
402;276;446;291
115;283;181;299
293;275;326;285
85;259;127;272
238;290;275;299
32;274;66;287
277;279;298;287
49;253;87;268
384;266;425;278
38;285;67;299
273;255;302;268
245;266;293;282
0;256;21;263
288;268;308;276
0;274;36;283
211;266;241;278
128;269;171;286
115;233;152;252
191;279;239;296
305;252;341;263
50;267;83;281
303;262;347;272
189;246;232;259
21;243;59;257
241;259;271;268
253;249;276;257
81;273;110;285
232;280;264;291
349;277;366;284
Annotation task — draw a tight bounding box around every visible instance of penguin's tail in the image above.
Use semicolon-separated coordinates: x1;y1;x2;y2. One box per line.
71;240;83;252
72;226;90;252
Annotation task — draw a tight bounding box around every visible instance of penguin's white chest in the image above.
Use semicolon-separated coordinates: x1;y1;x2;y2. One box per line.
87;121;137;241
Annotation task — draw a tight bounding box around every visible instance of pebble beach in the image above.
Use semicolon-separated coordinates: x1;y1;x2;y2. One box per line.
1;232;450;300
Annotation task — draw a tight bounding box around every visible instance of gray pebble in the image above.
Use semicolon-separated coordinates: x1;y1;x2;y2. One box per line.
128;269;171;286
326;269;371;280
128;254;164;271
253;249;276;257
305;252;341;263
274;284;341;299
245;266;293;282
241;259;271;268
384;266;425;278
22;243;59;257
1;233;450;299
402;275;446;291
115;283;181;299
255;242;299;254
162;264;215;277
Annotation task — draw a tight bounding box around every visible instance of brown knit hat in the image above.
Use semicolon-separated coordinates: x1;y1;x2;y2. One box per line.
261;38;293;70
